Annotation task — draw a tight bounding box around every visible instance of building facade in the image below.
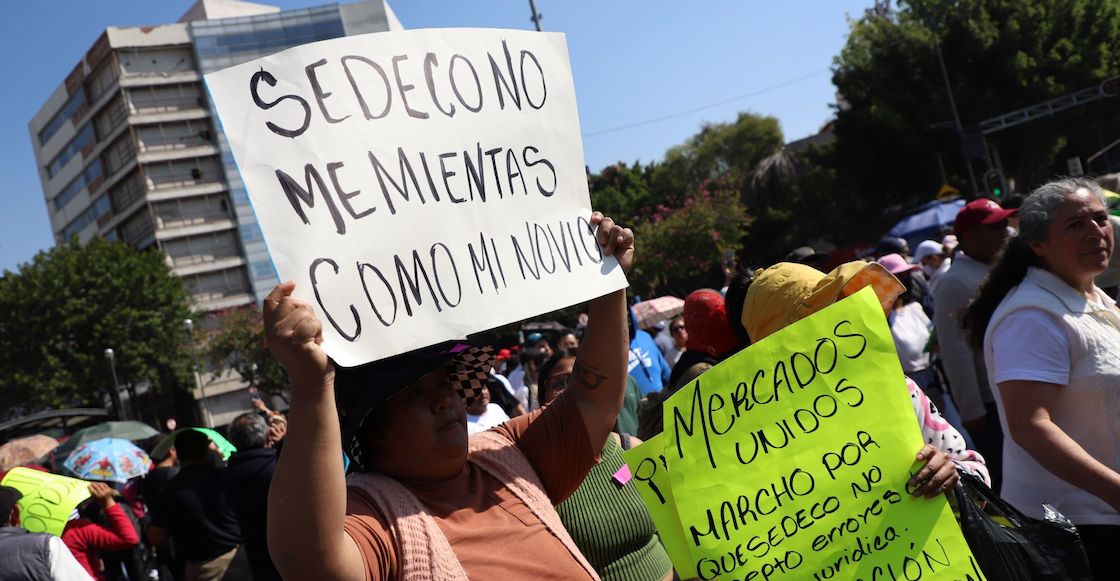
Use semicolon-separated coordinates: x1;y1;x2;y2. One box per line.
28;0;400;426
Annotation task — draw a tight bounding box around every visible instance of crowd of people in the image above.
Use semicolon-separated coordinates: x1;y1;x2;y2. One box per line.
3;180;1120;580
0;400;289;581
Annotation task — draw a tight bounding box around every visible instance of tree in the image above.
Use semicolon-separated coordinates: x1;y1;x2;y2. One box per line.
206;306;291;404
628;184;749;297
0;238;195;413
832;0;1120;232
588;161;657;225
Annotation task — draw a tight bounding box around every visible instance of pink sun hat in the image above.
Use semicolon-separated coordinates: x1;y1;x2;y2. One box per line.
877;253;921;275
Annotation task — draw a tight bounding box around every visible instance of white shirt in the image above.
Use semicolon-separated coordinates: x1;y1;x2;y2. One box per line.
48;535;94;580
467;403;511;434
889;302;931;373
932;252;992;421
986;267;1120;524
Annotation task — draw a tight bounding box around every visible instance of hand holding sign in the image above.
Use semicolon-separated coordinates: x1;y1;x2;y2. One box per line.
908;444;959;498
264;281;334;390
88;482;117;509
589;212;634;273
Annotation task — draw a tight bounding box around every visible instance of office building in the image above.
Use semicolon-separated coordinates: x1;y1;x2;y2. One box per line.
28;0;401;425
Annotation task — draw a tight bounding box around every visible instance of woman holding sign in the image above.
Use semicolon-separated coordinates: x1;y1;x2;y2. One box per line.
741;260;990;495
537;348;674;581
264;212;633;580
964;178;1120;579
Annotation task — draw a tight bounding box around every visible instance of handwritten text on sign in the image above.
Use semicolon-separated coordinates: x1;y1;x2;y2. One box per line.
657;288;983;581
204;29;627;366
1;467;90;536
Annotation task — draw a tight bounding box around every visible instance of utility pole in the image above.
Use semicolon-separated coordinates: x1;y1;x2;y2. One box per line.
933;35;979;196
528;0;542;31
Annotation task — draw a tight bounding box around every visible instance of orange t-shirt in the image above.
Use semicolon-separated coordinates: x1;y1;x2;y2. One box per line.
343;394;597;580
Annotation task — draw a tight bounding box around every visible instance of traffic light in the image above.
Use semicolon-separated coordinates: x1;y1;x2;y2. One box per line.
983;169;1006;198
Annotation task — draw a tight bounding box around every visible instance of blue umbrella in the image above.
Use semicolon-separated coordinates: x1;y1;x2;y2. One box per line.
887;198;965;250
61;437;151;483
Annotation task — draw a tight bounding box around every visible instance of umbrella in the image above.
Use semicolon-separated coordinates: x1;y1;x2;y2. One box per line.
886;198;967;250
53;421;160;462
62;438;150;483
150;428;237;462
632;296;685;329
0;435;59;472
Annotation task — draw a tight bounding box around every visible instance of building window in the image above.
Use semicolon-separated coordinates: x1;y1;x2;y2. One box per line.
39;90;87;146
47;124;96;178
60;194;111;240
54;159;104;212
251;260;276;279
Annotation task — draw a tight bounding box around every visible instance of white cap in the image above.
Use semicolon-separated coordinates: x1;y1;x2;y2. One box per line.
912;240;945;263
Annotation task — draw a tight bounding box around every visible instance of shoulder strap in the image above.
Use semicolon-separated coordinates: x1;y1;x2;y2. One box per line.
346;473;468;581
469;431;600;580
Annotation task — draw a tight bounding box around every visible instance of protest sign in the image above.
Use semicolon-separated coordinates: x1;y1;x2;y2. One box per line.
622;433;694;573
1;467;89;536
204;29;627;366
661;288;984;581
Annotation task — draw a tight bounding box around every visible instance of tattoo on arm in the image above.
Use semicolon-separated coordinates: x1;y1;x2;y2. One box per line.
572;360;608;391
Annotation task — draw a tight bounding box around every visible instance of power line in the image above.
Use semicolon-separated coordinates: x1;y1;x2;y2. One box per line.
582;69;832;138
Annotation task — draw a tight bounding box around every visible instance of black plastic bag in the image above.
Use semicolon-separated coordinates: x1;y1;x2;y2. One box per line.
952;473;1092;580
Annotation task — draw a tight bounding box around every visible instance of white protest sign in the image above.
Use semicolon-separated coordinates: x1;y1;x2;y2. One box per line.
205;29;628;366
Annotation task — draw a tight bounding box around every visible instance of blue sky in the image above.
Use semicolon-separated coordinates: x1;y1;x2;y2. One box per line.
0;0;870;272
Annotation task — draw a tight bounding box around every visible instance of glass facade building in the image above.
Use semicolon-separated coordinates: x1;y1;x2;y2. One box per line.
189;2;395;303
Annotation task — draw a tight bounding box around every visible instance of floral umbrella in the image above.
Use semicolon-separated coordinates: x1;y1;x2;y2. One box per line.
61;438;150;483
632;296;685;329
0;435;59;472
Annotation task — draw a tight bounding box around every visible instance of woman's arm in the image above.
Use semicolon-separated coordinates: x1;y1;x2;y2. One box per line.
568;212;635;453
907;379;990;486
264;282;366;580
85;483;139;550
1000;379;1120;511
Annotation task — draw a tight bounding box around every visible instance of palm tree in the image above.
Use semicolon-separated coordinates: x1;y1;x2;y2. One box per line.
748;146;801;208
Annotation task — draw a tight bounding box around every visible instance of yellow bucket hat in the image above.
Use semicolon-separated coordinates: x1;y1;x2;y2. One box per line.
742;261;905;342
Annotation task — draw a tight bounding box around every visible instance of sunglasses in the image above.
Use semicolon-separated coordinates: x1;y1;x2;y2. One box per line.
670;325;686;332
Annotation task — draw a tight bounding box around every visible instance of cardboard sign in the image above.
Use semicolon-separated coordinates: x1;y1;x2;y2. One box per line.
1;467;90;536
205;29;628;366
659;288;984;581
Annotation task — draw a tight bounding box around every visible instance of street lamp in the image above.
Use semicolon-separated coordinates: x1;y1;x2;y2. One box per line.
184;319;214;427
103;348;126;420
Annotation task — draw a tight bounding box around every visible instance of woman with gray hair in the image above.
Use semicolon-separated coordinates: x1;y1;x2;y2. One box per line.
964;178;1120;579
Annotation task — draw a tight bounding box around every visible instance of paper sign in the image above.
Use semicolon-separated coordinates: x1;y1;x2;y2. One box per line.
661;288;985;581
204;29;628;366
1;467;90;536
622;433;696;574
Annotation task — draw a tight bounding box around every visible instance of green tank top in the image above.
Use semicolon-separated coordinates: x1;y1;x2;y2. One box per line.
556;434;673;581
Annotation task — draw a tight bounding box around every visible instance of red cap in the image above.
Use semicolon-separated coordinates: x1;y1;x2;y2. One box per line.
954;198;1017;234
496;348;512;361
683;289;740;359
